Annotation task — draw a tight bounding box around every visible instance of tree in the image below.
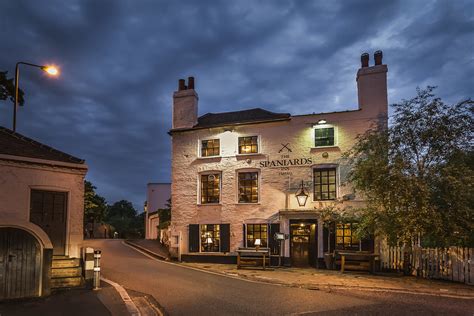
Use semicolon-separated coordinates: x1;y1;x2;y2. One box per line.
346;87;473;247
158;198;171;229
106;200;142;238
84;180;108;225
0;71;24;106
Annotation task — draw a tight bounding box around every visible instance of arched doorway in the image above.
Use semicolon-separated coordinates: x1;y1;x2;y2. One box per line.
0;227;42;299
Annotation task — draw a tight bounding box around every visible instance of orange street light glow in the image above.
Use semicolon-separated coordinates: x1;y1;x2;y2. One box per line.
43;66;59;76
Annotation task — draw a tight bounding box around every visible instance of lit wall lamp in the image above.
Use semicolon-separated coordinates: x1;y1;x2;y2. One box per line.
295;180;309;207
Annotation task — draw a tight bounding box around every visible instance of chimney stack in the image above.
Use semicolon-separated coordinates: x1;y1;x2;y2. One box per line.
172;77;198;129
356;50;388;121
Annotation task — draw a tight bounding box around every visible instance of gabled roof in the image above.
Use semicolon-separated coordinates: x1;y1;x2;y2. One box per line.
195;108;291;129
0;126;85;164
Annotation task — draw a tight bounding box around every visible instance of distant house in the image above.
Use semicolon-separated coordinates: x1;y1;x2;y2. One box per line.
0;127;87;299
145;183;171;239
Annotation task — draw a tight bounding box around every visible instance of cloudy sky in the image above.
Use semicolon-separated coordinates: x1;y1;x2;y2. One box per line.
1;0;472;209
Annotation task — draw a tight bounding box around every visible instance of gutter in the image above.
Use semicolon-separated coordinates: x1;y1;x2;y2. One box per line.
0;153;88;170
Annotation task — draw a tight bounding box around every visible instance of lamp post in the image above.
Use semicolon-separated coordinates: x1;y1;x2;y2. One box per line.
13;62;59;132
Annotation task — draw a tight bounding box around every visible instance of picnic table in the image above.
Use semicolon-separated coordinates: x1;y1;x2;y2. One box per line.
237;248;270;270
337;251;379;274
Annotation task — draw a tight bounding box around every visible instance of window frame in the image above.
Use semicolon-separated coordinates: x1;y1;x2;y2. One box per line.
199;172;222;205
237;170;260;204
313;125;337;148
335;222;360;251
199;138;221;158
237;135;260;155
245;224;268;248
313;167;337;201
200;224;221;253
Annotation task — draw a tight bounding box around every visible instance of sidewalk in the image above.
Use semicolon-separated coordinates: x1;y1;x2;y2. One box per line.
126;240;474;299
0;282;128;316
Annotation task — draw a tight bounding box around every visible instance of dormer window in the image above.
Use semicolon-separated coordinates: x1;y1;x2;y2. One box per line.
201;139;220;157
314;126;335;147
238;136;258;154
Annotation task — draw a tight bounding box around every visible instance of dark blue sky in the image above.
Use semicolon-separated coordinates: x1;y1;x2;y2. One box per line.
1;0;472;209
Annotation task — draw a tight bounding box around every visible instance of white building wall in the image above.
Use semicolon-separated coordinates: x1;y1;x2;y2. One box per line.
170;109;383;255
0;159;87;258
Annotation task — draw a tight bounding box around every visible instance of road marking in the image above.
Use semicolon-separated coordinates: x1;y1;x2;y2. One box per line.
101;276;141;316
121;241;474;300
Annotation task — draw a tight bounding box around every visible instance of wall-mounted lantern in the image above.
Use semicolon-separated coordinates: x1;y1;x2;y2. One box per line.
295;180;309;207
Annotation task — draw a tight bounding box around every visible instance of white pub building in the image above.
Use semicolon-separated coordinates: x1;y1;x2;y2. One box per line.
169;51;388;267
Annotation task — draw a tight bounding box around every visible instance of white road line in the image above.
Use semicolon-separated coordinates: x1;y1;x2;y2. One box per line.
101;276;141;316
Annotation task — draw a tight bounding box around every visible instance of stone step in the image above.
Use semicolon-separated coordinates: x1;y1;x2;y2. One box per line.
51;276;84;289
51;266;82;278
52;258;80;268
53;255;69;260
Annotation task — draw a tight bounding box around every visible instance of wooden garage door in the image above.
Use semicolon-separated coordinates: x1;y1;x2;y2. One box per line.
0;228;41;299
30;190;67;255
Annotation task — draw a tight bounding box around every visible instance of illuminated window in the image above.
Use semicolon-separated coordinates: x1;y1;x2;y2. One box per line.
336;223;360;250
201;224;220;252
238;172;258;203
238;136;258;154
246;224;268;247
315;127;335;147
313;168;337;200
201;139;220;157
200;174;220;204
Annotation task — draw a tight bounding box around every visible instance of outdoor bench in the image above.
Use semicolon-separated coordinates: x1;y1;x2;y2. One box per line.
237;248;270;270
334;251;379;274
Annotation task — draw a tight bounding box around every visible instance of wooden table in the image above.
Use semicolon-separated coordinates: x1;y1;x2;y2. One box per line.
237;248;270;270
338;252;379;274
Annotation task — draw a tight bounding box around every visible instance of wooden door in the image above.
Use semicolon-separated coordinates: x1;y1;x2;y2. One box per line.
30;190;68;255
0;228;41;299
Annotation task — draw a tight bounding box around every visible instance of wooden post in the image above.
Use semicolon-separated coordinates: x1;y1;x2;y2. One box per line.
341;255;345;273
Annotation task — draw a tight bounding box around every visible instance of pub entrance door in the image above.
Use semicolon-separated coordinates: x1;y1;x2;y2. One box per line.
290;220;317;267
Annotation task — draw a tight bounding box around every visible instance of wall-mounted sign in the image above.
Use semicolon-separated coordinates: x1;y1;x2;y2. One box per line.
260;143;313;176
259;158;312;168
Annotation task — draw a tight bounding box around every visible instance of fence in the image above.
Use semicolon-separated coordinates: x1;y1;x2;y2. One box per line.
379;245;474;285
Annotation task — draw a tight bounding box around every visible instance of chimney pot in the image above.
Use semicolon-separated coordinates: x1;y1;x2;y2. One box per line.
374;50;383;65
188;76;195;90
361;53;369;67
178;79;186;91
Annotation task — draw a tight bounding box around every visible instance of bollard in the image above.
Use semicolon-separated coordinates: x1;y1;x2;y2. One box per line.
93;250;102;290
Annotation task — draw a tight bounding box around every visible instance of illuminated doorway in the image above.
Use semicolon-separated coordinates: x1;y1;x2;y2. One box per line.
290;220;317;267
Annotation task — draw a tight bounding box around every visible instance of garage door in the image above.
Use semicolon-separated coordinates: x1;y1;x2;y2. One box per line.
0;228;41;299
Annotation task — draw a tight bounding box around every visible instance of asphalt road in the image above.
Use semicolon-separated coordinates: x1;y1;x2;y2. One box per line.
85;239;474;316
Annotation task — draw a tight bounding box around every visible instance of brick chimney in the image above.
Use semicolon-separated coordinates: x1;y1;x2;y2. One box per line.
356;50;388;120
172;77;198;129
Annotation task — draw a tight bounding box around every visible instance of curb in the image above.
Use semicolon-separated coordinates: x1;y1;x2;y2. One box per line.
124;240;169;261
124;241;474;300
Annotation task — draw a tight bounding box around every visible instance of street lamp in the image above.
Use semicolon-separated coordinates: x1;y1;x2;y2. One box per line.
13;62;59;132
295;180;309;207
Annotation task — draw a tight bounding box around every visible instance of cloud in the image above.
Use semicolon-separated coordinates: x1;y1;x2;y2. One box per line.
0;0;472;208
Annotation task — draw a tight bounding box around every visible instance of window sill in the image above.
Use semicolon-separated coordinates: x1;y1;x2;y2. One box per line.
311;145;340;150
196;156;222;160
235;202;261;205
236;153;265;158
197;203;222;206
